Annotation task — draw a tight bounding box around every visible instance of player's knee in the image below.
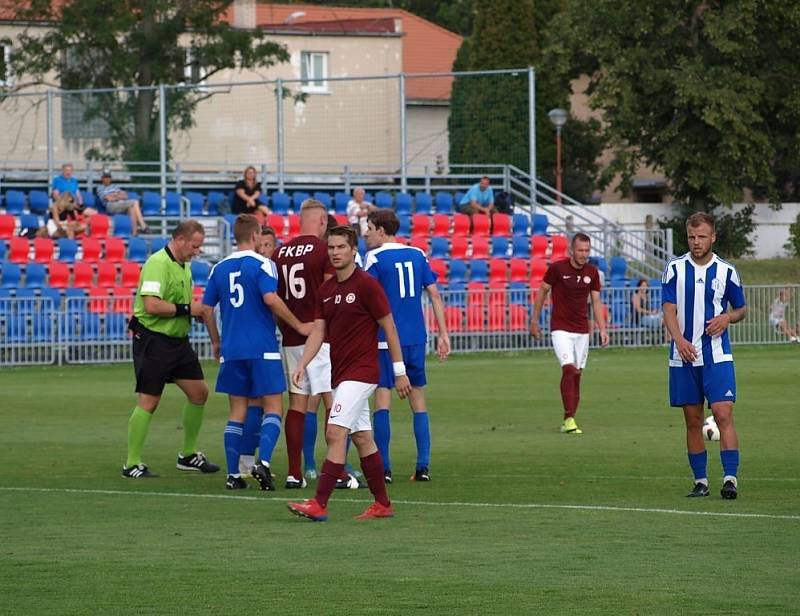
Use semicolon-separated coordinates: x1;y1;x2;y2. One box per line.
324;424;347;445
189;382;209;405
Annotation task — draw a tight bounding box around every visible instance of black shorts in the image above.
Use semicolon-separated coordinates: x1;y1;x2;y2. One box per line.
131;320;204;396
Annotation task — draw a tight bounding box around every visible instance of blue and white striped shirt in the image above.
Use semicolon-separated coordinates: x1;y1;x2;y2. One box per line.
661;253;745;367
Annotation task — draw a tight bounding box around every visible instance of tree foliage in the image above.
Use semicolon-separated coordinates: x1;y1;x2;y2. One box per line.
658;204;757;258
552;0;800;208
3;0;289;163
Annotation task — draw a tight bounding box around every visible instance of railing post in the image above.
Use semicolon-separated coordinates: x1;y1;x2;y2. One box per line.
343;165;350;194
399;73;408;193
158;84;167;201
46;90;54;187
276;78;285;193
528;67;537;209
175;162;182;195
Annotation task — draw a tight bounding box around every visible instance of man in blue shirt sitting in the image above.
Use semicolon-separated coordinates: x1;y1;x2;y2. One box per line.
52;162;97;217
459;176;495;216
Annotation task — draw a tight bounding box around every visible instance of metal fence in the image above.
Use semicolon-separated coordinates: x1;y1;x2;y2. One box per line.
1;284;797;368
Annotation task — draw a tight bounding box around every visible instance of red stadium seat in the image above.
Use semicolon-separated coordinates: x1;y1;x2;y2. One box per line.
72;262;94;288
334;214;348;227
471;236;489;260
488;259;507;284
509;305;528;330
471;214;490;238
9;237;30;264
86;286;111;313
551;234;568;261
444;306;464;332
47;261;70;289
0;214;15;239
467;304;485;331
450;236;468;259
287;215;301;238
488;279;507;305
96;261;118;287
120;261;141;288
452;214;470;236
33;237;55;263
104;237;126;263
112;286;136;314
431;214;450;237
409;236;430;255
411;214;431;238
532;235;548;260
488;303;506;331
530;258;547;285
193;286;204;302
81;237;102;263
428;258;447;282
89;214;110;238
467;282;486;307
491;213;511;237
509;258;528;283
267;214;285;236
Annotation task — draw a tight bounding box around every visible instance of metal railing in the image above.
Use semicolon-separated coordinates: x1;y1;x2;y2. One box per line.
1;284;797;368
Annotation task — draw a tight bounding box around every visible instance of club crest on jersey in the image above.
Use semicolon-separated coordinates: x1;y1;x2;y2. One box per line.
583;276;591;284
711;278;723;291
345;293;356;304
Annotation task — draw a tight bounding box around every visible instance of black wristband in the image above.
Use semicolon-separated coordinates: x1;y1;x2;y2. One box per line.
174;303;190;317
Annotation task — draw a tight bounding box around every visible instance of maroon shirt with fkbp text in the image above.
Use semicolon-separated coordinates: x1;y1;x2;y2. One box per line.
315;267;391;388
543;258;601;334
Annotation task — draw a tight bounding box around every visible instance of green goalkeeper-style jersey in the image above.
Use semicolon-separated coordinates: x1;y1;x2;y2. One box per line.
133;247;193;338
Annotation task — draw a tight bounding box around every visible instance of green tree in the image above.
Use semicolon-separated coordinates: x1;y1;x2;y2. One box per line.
553;0;800;208
3;0;289;164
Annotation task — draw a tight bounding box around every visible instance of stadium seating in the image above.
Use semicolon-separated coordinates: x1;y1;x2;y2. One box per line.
489;259;507;284
191;260;211;287
9;237;30;264
397;215;411;237
450;236;468;259
127;237;148;263
471;215;490;238
112;286;136;314
444;306;464;332
292;192;310;211
334;214;348;227
430;237;449;259
511;236;530;259
266;214;284;236
409;237;430;255
89;214;110;238
271;192;291;215
550;234;568;261
186;192;206;216
24;263;47;288
490;237;508;258
530;259;547;285
411;214;431;238
446;281;467;307
57;239;78;263
0;240;5;262
509;304;528;330
86;286;111;314
532;213;549;236
80;237;102;263
19;214;40;236
142;192;162;216
0;214;14;239
83;193;97;210
165;192;182;216
449;259;467;284
470;260;488;284
105;237;126;263
4;190;26;215
414;192;432;215
96;262;117;287
47;262;70;289
512;213;530;236
1;263;22;288
610;255;628;281
592;256;608;277
395;193;412;216
452;214;470;236
206;191;226;216
509;258;528;283
431;214;450;237
120;261;141;288
313;192;332;210
40;287;62;311
508;281;529;305
33;237;55;263
471;236;489;260
287;214;301;237
532;235;548;260
6;313;27;342
64;287;87;313
72;262;94;288
434;192;454;214
28;190;50;215
112;214;132;239
492;213;511;237
429;258;447;281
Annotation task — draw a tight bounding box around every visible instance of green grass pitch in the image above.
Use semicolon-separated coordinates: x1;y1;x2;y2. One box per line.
1;346;798;615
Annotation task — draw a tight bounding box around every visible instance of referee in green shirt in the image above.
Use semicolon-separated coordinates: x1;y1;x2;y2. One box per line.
122;220;220;478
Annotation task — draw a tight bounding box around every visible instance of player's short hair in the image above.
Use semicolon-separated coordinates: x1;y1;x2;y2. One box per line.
233;214;260;243
326;214;339;231
686;212;715;230
367;208;399;236
327;225;358;248
571;232;591;246
300;198;327;215
260;225;276;238
172;219;205;239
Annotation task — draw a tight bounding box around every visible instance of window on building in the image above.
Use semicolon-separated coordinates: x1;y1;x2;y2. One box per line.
182;48;208;87
0;44;12;87
60;49;111;140
300;51;328;93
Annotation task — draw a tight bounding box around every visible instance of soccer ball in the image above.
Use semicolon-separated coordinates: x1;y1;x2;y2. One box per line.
702;416;720;441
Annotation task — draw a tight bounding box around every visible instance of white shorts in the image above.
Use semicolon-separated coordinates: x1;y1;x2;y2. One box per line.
551;330;590;370
328;381;376;434
283;343;331;395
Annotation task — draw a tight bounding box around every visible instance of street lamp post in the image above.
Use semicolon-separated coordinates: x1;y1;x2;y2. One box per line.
548;108;568;204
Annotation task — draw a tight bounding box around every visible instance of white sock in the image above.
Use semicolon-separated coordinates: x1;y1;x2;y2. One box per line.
696;478;709;487
723;475;738;487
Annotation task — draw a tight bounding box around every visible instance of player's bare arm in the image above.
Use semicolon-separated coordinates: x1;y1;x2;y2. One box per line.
377;313;412;399
705;305;747;337
663;301;697;362
425;284;450;361
529;281;552;338
263;292;313;337
199;303;221;361
291;318;326;387
591;290;610;347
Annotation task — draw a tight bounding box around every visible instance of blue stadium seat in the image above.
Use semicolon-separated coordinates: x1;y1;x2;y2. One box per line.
19;214;41;236
57;238;78;263
511;236;531;259
454;191;465;207
112;214;133;239
0;240;6;262
271;192;290;215
508;282;529;306
257;193;269;206
446;281;467;306
14;287;37;313
610;256;627;281
358;237;367;258
165;192;182;216
141;191;162;216
469;260;489;283
434;192;454;214
222;214;237;239
31;312;54;342
449;259;467;284
83;192;97;210
206;191;226;216
0;288;12;314
512;213;530;236
591;256;608;277
395;193;412;216
375;192;393;209
106;312;129;339
397;214;411;237
5;313;27;342
532;213;549;236
150;237;168;253
191;260;211;287
40;287;62;312
24;263;47;288
127;237;148;263
64;288;87;315
4;190;26;215
186;192;206;216
414;192;432;215
313;192;332;210
28;190;50;215
291;192;310;211
334;192;350;215
79;312;102;340
430;237;449;259
491;237;509;258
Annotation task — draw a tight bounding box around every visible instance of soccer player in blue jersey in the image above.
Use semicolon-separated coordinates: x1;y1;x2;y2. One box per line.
201;215;312;490
662;212;747;500
363;208;450;482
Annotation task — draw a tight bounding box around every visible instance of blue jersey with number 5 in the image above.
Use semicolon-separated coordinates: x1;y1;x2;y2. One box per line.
202;249;280;360
364;242;437;345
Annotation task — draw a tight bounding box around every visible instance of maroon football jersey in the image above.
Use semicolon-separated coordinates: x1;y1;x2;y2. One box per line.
543;258;601;334
315;268;391;388
274;234;335;346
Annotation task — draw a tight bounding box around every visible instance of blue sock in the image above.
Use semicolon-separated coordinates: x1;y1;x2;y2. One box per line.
373;409;392;472
242;406;263;456
223;421;244;475
720;449;739;478
687;450;707;481
259;413;282;465
413;411;431;470
303;411;318;471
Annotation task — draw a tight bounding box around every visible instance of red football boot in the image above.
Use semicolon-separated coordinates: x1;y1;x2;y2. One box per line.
287;498;328;522
355;501;395;520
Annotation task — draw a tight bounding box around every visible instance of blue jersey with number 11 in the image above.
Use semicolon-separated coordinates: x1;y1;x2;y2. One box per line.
202;250;280;361
364;243;437;345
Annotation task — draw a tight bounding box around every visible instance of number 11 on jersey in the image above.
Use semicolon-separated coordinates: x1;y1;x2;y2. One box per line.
395;261;415;298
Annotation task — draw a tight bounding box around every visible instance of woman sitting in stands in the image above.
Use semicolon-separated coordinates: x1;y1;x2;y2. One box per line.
46;192;87;239
631;279;663;328
232;166;271;220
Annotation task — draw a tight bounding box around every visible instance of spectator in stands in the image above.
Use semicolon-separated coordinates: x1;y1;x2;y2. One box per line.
52;163;87;210
46;192;87;239
459;176;495;217
631;279;663;328
347;187;374;236
769;287;798;343
95;171;149;235
232;166;270;219
259;225;278;258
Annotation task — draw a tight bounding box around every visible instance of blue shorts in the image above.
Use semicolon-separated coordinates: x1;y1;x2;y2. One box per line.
669;362;736;407
378;344;427;389
216;358;286;398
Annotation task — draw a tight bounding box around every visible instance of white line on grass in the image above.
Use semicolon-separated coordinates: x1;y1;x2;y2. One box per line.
1;486;799;521
436;474;800;482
